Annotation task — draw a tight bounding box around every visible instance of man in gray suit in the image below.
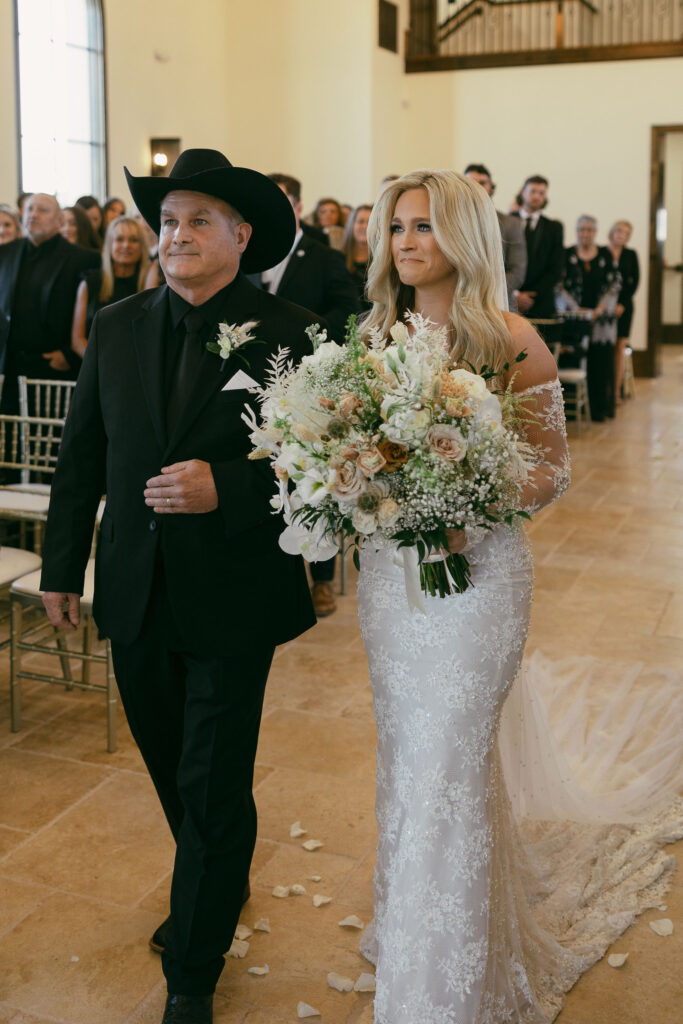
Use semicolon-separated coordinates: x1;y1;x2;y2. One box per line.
464;164;526;312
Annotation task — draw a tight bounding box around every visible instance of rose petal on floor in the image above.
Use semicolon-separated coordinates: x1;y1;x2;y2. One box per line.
291;884;307;895
234;924;253;941
310;875;322;882
228;938;250;958
253;917;271;932
354;972;377;992
297;1001;321;1018
272;886;290;898
302;839;324;851
338;914;364;929
649;919;674;936
313;895;332;907
327;972;354;992
290;821;307;838
248;964;270;976
607;953;629;967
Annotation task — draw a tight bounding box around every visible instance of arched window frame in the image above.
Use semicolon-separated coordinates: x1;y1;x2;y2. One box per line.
14;0;107;205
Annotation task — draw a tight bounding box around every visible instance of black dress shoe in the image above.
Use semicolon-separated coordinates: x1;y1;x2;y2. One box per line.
161;993;213;1024
150;882;251;954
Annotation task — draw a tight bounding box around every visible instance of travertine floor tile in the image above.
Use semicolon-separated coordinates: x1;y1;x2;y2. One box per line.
1;774;174;903
12;702;144;772
256;709;376;779
0;877;50;935
0;893;161;1023
0;749;111;832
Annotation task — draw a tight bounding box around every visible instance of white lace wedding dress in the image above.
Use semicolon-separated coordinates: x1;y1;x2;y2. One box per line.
357;378;683;1023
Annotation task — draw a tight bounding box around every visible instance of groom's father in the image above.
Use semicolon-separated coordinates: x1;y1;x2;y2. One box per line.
39;150;319;1024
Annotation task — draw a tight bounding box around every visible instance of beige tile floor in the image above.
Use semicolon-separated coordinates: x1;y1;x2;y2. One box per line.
1;348;682;1023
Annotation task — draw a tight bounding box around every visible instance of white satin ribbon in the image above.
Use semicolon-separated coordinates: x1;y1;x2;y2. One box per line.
392;546;427;616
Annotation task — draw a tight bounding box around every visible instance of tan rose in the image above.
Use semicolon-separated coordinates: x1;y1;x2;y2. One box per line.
332;461;364;501
357;446;387;477
377;439;409;472
339;393;362;418
377;497;400;527
318;397;336;411
426;424;467;462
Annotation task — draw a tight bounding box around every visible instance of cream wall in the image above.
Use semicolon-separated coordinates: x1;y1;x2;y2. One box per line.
0;0;18;202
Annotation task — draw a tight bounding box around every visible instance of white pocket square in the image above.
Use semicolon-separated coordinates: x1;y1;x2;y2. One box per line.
222;370;259;391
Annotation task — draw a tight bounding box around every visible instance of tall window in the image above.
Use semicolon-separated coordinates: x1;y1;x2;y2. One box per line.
15;0;106;205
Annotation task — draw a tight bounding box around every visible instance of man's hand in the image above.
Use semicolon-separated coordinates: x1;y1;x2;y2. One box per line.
144;459;219;514
42;350;70;372
516;291;535;314
42;592;81;631
616;303;625;318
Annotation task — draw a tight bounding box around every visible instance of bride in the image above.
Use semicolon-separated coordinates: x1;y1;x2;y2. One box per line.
355;170;682;1023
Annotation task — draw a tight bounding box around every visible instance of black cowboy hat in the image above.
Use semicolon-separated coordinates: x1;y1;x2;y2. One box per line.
124;148;295;273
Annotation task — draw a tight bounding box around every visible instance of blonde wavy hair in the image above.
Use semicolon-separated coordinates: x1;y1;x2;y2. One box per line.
99;216;150;302
363;169;512;372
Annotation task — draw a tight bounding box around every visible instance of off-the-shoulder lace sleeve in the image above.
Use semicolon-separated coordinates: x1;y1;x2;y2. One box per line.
516;377;570;514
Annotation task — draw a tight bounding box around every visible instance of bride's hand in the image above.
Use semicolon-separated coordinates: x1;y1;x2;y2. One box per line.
445;528;466;554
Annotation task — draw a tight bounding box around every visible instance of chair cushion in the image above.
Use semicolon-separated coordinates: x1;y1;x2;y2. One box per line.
11;558;95;613
558;369;587;384
4;483;52;495
0;490;51;513
0;547;42;587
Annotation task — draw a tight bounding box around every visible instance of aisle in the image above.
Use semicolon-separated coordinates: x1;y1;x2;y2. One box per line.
0;349;681;1024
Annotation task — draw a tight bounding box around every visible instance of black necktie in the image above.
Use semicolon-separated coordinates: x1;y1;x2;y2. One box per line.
166;309;206;435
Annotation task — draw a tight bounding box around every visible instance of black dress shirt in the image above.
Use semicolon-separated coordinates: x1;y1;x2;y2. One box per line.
165;278;240;399
8;235;63;358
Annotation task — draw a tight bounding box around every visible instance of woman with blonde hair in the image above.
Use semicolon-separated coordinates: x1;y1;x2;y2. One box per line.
607;219;639;404
71;216;149;358
357;170;681;1023
0;203;22;244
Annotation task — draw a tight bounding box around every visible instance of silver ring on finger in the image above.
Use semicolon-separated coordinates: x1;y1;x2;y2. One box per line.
167;497;171;506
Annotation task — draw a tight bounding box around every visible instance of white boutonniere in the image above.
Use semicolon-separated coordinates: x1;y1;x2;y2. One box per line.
206;320;264;369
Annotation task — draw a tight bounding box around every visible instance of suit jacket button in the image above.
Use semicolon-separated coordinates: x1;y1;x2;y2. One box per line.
149;520;158;531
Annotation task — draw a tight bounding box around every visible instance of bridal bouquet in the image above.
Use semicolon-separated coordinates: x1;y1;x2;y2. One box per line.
243;315;534;607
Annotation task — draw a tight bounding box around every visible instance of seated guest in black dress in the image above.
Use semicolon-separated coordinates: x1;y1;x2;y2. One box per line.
61;205;101;252
607;219;639;405
558;215;621;422
342;204;372;311
71;216;149;358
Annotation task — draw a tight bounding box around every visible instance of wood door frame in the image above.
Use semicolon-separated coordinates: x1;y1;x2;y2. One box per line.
636;124;683;377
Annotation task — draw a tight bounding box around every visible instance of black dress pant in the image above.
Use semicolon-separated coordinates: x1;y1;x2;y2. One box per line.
587;341;615;421
111;566;274;995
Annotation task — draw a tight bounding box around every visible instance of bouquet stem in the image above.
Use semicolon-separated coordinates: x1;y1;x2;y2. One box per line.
420;553;472;598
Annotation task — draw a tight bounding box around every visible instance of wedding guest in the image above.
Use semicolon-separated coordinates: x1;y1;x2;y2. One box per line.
515;175;564;318
607;219;639;404
71;216;149;358
0;193;99;414
0;204;22;245
75;194;104;238
16;192;31;218
341;203;353;223
102;196;126;227
342;204;373;311
311;197;345;250
558;215;621;421
61;205;102;251
257;173;361;617
464;164;526;311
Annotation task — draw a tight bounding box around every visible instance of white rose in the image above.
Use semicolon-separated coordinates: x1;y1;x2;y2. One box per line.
352;507;378;534
449;369;489;403
472;393;503;427
381;405;432;444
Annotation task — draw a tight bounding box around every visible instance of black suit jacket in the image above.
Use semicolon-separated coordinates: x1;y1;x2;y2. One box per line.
0;235;100;376
252;233;360;343
39;273;318;653
517;214;564;318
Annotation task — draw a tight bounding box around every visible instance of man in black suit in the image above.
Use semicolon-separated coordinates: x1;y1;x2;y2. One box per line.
514;175;564;319
40;150;319;1024
253;173;360;618
464;164;527;311
0;193;100;412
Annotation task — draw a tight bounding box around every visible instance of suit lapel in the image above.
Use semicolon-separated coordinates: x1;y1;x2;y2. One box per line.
1;240;27;315
164;275;263;456
276;234;309;295
133;286;169;452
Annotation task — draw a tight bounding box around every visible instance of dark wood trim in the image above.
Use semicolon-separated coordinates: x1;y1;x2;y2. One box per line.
644;125;683;378
662;324;683;345
406;41;683;72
